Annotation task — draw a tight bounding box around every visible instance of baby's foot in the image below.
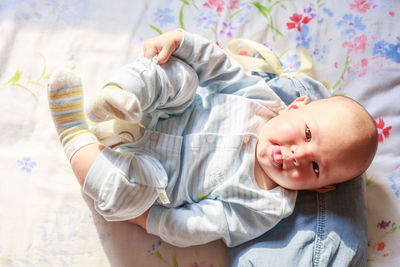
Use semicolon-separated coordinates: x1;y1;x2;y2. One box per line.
86;86;142;123
48;69;98;160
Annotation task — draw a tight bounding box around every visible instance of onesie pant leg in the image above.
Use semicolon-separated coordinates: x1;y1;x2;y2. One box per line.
87;56;199;123
83;146;169;221
83;57;198;221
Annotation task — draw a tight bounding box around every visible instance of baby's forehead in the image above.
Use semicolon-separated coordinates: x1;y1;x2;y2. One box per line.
307;98;364;123
309;97;347;110
310;96;364;114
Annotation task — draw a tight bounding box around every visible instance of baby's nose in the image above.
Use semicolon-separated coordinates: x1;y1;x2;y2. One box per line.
289;146;308;165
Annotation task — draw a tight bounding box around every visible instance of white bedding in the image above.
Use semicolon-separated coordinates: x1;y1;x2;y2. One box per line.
0;0;399;266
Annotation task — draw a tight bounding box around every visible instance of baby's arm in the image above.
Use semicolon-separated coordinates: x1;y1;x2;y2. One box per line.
171;31;261;95
144;30;271;99
146;199;284;247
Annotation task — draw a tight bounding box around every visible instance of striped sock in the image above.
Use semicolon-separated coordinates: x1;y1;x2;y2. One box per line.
86;85;142;123
48;70;98;160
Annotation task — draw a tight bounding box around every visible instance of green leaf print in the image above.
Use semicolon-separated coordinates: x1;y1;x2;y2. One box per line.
250;1;286;40
1;53;49;101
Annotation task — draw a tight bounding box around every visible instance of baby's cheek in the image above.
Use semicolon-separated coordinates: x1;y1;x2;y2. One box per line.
286;169;312;188
276;123;296;141
287;169;301;180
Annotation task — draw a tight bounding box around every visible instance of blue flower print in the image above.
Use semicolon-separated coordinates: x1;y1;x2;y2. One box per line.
322;7;334;17
373;38;400;63
313;45;327;62
51;0;92;22
232;2;252;25
388;168;400;197
336;14;366;39
296;24;311;49
153;8;175;27
317;7;333;24
282;54;301;73
0;0;36;11
385;42;400;63
17;157;37;173
0;0;41;22
373;40;389;56
196;10;217;29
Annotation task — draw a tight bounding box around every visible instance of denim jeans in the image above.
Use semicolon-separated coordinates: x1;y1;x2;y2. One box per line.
228;75;367;266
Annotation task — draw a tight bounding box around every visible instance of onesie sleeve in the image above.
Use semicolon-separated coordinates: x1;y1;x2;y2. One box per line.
146;198;292;247
172;31;263;96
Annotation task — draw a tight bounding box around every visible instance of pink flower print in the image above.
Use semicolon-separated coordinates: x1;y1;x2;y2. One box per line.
190;261;214;267
203;0;225;14
228;0;239;10
350;0;372;14
377;220;391;230
215;41;223;49
342;34;367;54
375;118;392;143
347;58;368;77
286;13;312;32
377;242;386;251
358;58;368;77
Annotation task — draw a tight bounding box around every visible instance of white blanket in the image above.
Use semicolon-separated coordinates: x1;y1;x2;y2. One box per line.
1;0;399;266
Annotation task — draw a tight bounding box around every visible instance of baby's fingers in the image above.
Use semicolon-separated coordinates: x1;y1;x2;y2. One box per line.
156;46;174;64
143;45;159;59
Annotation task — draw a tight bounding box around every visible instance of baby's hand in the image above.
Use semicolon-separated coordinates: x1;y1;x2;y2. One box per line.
143;30;183;64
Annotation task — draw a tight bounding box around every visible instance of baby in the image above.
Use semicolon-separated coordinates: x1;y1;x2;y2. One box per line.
47;30;378;247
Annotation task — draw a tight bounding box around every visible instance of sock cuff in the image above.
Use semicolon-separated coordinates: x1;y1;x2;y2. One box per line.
65;132;99;161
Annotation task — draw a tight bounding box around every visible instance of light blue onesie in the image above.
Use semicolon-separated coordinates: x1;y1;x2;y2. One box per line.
83;31;297;247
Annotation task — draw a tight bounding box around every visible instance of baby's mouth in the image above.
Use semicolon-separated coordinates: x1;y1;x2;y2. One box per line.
271;145;283;168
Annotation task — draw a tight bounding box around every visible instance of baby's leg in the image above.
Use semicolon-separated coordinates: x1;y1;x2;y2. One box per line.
87;56;199;124
86;85;142;123
70;143;105;185
48;70;159;221
48;69;104;185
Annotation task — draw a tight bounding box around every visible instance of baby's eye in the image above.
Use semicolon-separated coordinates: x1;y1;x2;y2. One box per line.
305;126;312;141
312;162;319;176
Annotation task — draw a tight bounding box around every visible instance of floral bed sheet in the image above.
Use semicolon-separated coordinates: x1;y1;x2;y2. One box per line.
0;0;399;266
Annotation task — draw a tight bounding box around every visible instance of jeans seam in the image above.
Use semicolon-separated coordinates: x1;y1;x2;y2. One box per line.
288;77;307;98
313;192;326;267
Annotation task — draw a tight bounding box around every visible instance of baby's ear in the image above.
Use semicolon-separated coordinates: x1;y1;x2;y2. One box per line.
279;96;309;114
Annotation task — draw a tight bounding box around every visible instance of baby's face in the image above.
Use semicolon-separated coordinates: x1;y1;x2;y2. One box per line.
256;97;365;190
